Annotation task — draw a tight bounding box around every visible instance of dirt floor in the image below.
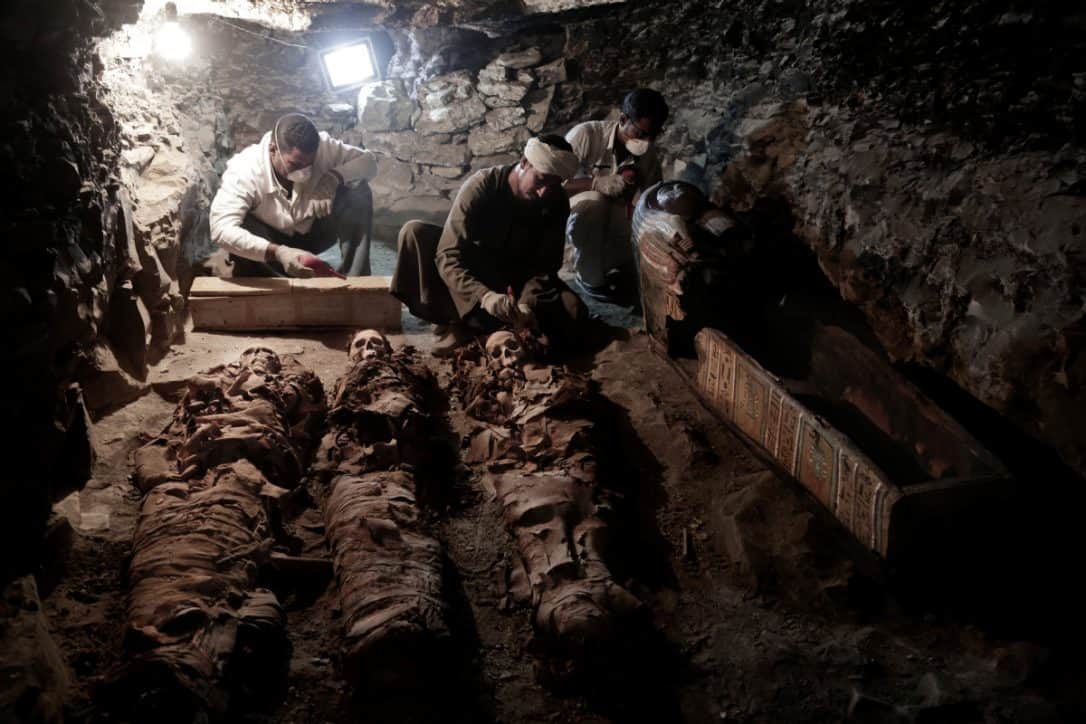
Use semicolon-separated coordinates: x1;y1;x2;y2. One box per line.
39;293;1086;722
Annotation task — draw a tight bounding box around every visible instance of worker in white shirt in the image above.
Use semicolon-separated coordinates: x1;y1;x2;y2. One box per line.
210;113;378;278
564;89;669;304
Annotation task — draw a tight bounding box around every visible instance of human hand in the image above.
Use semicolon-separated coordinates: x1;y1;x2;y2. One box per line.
273;245;316;278
481;291;518;323
309;171;341;218
591;173;632;198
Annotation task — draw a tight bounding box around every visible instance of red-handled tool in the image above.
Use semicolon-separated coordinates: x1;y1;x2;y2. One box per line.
299;253;346;279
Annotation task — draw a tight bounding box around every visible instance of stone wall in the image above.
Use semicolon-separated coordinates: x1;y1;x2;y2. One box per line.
353;33;575;235
0;0;137;582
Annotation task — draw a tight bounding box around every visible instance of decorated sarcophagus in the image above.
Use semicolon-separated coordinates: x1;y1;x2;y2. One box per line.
633;183;1011;560
631;180;749;356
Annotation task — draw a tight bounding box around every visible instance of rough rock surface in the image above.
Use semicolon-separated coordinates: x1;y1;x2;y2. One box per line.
719;100;1086;476
0;0;135;582
0;577;70;723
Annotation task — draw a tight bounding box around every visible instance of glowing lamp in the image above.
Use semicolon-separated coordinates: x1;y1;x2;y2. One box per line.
153;21;191;61
319;40;379;92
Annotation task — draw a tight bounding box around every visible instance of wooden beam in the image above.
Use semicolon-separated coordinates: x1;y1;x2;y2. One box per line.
189;276;402;331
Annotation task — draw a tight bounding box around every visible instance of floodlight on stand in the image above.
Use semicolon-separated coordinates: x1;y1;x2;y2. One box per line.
319;39;379;92
153;2;191;61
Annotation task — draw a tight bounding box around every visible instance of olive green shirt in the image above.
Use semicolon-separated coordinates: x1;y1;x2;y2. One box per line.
436;164;570;317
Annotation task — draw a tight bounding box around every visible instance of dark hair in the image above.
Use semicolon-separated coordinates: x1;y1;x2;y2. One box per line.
621;88;669;127
274;113;320;154
536;133;573;153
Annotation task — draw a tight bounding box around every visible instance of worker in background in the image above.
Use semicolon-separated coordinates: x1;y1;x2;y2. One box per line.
210;113;377;278
391;135;587;356
564;88;669;304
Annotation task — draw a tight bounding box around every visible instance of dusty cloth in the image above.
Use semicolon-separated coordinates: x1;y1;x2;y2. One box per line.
392;219;586;342
524;137;580;179
210;130;377;262
564;120;663;287
227;181;374;277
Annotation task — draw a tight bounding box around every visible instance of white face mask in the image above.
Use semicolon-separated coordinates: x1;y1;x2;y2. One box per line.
286;165;312;184
625;138;651;156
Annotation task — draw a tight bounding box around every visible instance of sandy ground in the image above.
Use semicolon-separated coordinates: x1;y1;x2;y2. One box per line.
39;252;1086;722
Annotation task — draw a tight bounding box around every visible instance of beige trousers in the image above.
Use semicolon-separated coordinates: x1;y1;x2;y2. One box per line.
565;190;633;288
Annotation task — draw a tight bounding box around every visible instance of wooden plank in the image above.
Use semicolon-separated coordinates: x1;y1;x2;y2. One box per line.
190;276;402;331
291;277;390;294
189;277;290;297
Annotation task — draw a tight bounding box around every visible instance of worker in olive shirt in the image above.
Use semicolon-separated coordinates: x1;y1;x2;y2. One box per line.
392;134;586;355
210;113;377;277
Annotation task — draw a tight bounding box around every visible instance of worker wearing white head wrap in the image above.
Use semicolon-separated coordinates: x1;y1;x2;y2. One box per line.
392;134;590;356
523;137;580;180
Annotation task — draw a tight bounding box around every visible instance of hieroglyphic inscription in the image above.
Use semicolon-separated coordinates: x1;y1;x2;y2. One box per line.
734;363;768;441
798;419;836;506
764;389;784;456
776;403;801;475
835;451;859;532
853;464;882;549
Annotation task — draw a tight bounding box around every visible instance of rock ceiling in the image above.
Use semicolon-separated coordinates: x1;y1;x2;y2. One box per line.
154;0;626;31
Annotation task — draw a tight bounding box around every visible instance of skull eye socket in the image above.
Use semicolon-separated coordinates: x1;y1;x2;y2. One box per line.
490;347;503;358
506;340;520;351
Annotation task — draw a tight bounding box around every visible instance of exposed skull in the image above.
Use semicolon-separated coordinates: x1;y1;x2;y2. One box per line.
485;330;524;369
349;329;392;362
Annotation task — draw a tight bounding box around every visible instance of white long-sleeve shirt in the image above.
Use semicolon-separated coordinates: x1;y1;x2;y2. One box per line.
564;119;662;190
210;131;377;261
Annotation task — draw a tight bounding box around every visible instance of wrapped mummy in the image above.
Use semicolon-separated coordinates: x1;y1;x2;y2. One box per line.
314;342;451;691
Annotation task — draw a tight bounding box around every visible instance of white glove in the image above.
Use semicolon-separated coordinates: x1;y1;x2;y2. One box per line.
592;174;631;198
481;291;518;323
273;245;316;278
698;209;733;236
308;171;341;218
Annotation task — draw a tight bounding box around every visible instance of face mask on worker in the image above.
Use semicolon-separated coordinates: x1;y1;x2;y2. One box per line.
285;163;312;184
273;119;313;183
625;137;651;156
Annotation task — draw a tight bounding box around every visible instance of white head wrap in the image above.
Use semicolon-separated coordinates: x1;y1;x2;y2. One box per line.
523;137;580;180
